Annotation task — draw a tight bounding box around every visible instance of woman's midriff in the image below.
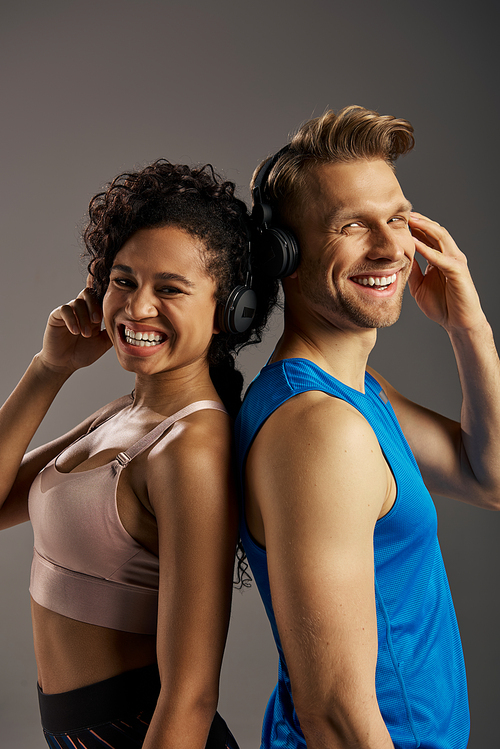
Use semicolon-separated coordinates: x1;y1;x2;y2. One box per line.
31;598;157;694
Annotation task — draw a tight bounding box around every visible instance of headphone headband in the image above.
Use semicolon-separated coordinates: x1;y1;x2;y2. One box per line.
251;144;291;228
217;208;257;335
250;143;299;279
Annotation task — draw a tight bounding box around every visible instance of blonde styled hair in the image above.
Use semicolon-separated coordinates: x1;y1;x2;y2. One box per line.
252;105;414;219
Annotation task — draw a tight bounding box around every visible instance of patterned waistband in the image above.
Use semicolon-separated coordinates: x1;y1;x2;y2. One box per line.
37;663;160;733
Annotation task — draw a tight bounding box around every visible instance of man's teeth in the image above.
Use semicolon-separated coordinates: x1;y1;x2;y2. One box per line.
124;327;164;347
352;273;397;288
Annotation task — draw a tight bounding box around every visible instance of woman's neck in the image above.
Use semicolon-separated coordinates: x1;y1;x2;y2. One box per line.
131;366;219;414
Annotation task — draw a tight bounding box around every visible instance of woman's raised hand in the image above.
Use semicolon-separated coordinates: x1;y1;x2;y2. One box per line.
40;286;113;375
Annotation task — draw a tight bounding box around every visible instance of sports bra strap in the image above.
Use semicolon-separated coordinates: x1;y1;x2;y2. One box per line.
115;400;227;467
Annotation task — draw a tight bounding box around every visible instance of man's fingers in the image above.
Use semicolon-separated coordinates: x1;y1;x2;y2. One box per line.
409;212;461;256
407;257;424;298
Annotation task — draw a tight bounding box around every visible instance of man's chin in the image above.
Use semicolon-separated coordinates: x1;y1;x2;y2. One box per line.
338;290;405;330
341;306;403;331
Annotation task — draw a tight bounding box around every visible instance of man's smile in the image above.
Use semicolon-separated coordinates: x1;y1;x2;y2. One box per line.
350;273;397;290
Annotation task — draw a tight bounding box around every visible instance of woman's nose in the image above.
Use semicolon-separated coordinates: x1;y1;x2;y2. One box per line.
125;288;158;319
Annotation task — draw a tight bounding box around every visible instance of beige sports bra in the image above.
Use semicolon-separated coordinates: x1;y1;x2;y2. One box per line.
28;400;227;635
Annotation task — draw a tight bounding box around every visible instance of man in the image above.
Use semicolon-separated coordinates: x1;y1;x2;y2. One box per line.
235;106;500;749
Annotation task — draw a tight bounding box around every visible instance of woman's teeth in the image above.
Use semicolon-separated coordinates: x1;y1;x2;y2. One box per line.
352;273;397;289
124;327;164;347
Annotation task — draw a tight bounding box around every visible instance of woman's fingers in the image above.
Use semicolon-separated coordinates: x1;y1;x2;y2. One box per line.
42;288;110;373
78;287;104;326
71;298;94;337
56;303;82;335
58;288;103;337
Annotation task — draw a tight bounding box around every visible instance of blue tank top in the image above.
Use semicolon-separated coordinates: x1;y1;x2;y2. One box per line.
235;358;469;749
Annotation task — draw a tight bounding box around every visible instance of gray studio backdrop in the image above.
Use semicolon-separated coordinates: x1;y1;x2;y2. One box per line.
1;1;499;747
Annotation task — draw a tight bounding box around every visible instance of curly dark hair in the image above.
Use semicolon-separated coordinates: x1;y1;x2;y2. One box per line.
83;160;279;418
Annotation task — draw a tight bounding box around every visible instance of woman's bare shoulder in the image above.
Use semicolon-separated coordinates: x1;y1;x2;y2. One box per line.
145;403;233;509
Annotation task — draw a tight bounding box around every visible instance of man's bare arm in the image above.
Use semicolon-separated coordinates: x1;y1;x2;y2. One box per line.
246;391;395;749
371;212;500;508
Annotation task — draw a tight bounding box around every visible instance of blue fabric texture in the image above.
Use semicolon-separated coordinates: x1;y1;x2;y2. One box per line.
235;358;470;749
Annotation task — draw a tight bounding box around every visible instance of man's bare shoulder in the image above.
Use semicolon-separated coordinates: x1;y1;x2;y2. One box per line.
249;389;388;503
247;389;392;544
255;389;374;452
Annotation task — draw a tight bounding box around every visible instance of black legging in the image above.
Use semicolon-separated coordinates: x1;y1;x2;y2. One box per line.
38;664;239;749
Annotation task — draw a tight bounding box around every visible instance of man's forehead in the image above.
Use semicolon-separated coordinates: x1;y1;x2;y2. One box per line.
302;159;410;219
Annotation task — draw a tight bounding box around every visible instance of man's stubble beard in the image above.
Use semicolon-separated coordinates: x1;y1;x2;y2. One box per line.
335;283;407;329
302;265;409;330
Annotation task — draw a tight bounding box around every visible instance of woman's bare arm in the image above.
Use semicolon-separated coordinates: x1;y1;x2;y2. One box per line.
143;409;237;749
0;287;112;527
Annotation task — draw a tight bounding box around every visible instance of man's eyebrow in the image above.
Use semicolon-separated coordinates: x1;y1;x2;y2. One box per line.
110;264;195;287
325;200;413;225
397;200;413;213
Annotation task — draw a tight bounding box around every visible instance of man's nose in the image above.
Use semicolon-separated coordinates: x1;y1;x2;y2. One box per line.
366;225;406;261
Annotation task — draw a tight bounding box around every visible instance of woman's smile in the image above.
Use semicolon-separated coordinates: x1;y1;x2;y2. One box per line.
117;324;169;356
124;327;165;346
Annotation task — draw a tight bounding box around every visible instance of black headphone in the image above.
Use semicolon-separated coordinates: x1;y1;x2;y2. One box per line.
217;215;257;335
251;144;300;278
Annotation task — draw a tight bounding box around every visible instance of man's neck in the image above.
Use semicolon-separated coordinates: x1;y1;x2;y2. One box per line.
271;315;377;393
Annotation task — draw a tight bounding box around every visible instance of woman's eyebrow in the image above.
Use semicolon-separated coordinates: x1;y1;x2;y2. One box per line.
110;263;133;273
154;272;195;287
110;264;195;287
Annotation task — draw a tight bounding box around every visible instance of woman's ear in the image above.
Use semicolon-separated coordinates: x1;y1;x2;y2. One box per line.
86;257;99;291
212;303;223;335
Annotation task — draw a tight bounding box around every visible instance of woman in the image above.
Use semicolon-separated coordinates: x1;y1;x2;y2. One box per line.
0;161;277;748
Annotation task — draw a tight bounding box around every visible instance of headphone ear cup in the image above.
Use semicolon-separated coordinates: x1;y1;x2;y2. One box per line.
219;285;257;335
260;227;300;278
